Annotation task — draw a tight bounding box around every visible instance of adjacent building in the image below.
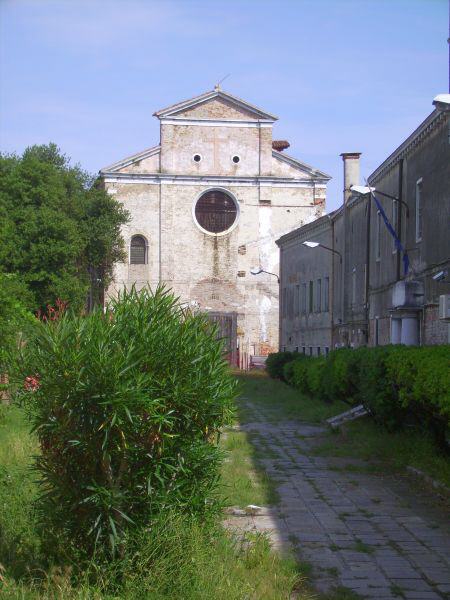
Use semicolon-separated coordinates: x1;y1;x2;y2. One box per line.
100;88;330;359
277;95;450;352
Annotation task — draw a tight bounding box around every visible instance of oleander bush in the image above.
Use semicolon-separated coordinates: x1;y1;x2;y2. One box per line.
13;285;236;560
267;346;450;445
265;350;298;381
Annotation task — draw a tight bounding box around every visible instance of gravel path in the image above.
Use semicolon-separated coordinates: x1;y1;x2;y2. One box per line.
224;400;450;600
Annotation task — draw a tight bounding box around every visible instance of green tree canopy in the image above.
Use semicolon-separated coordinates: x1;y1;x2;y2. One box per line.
0;144;129;312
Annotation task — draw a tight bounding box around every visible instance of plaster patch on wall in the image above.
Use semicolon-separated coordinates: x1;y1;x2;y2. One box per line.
259;206;277;272
259;295;272;342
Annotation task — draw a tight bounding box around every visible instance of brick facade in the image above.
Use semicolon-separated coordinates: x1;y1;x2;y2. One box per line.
101;89;330;357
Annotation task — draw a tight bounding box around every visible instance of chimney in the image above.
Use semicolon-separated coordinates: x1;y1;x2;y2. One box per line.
341;152;361;203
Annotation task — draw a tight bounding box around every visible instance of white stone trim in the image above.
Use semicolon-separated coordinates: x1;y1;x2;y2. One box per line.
192;187;240;237
101;145;160;173
153;89;278;121
102;173;325;188
160;117;274;128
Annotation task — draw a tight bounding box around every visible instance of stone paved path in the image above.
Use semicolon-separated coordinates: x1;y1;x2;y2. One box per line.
224;400;450;600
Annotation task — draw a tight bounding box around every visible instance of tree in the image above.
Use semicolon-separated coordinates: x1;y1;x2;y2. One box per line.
0;144;129;313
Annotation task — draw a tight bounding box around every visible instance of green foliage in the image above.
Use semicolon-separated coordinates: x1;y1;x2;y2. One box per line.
306;356;326;398
0;144;129;313
14;286;237;559
0;272;36;370
0;386;306;600
289;356;312;394
321;348;359;405
265;351;298;380
279;345;450;445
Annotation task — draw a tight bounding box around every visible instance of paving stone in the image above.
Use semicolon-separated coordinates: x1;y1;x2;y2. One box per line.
227;398;450;600
402;592;443;600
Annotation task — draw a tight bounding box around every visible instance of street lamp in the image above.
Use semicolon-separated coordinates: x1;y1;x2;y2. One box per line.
302;240;342;262
250;267;280;283
350;185;409;217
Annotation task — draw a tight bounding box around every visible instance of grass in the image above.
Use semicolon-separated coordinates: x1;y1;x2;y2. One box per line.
0;401;312;600
236;371;348;424
312;416;450;488
219;430;278;507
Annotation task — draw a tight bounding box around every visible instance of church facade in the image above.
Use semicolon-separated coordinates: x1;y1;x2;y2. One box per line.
100;88;330;359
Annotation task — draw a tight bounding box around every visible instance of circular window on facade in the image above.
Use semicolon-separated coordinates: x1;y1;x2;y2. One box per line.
194;189;238;234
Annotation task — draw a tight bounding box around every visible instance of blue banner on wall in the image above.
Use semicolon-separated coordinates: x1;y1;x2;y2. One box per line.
371;192;410;275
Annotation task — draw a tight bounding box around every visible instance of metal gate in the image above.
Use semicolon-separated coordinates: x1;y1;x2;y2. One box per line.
206;311;238;366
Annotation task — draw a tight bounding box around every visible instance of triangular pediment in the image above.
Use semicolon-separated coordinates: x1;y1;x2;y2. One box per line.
272;150;331;181
153;89;278;121
100;145;160;174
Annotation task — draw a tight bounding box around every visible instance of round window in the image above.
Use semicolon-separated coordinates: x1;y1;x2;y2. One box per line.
194;190;238;234
193;154;202;162
232;155;240;163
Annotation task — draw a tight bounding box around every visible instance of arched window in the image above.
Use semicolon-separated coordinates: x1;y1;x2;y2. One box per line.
194;190;238;234
130;235;147;264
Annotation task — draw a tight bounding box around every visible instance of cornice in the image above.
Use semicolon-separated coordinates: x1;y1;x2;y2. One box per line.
368;109;447;184
160;117;274;128
102;172;328;188
273;150;332;181
153;89;278;121
276;213;332;247
100;145;160;173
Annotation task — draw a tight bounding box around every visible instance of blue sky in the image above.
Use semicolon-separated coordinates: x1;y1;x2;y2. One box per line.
0;0;447;210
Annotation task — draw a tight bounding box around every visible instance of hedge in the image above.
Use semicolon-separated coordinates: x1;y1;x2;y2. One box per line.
267;346;450;445
265;351;299;381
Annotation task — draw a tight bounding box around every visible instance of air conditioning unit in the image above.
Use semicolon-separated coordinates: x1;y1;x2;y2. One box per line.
439;295;450;321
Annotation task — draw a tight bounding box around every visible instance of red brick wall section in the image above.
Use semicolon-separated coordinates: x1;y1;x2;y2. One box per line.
423;305;449;345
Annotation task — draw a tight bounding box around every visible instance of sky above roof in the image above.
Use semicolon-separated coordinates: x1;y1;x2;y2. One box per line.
0;0;447;210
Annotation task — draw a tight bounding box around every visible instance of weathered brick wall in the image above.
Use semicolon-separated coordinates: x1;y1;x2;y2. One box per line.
104;93;328;355
423;305;449;345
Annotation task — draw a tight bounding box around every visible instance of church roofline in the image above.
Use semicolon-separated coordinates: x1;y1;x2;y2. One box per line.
99;145;160;174
153;88;278;121
272;150;332;181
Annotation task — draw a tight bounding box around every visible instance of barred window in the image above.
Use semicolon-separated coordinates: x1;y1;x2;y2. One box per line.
130;235;147;265
195;190;237;234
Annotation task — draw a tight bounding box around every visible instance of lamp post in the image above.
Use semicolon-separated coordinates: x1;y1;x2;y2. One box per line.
350;185;409;217
351;181;409;282
250;267;280;283
302;240;342;262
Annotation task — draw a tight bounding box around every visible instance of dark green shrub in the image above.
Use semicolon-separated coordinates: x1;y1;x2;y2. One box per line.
265;351;298;381
306;356;327;399
353;346;404;429
282;353;308;385
385;345;450;443
15;286;236;558
321;348;359;405
289;356;311;394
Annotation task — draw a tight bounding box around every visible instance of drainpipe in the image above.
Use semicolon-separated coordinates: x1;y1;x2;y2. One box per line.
365;191;371;345
330;215;335;349
396;158;404;281
340;153;361;342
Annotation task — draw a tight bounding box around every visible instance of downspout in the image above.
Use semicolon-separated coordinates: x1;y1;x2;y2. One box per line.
365;193;371;344
278;245;283;350
158;122;162;284
396;158;404;281
330;215;335;349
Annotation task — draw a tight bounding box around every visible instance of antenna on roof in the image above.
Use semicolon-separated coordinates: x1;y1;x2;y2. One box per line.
214;74;230;91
